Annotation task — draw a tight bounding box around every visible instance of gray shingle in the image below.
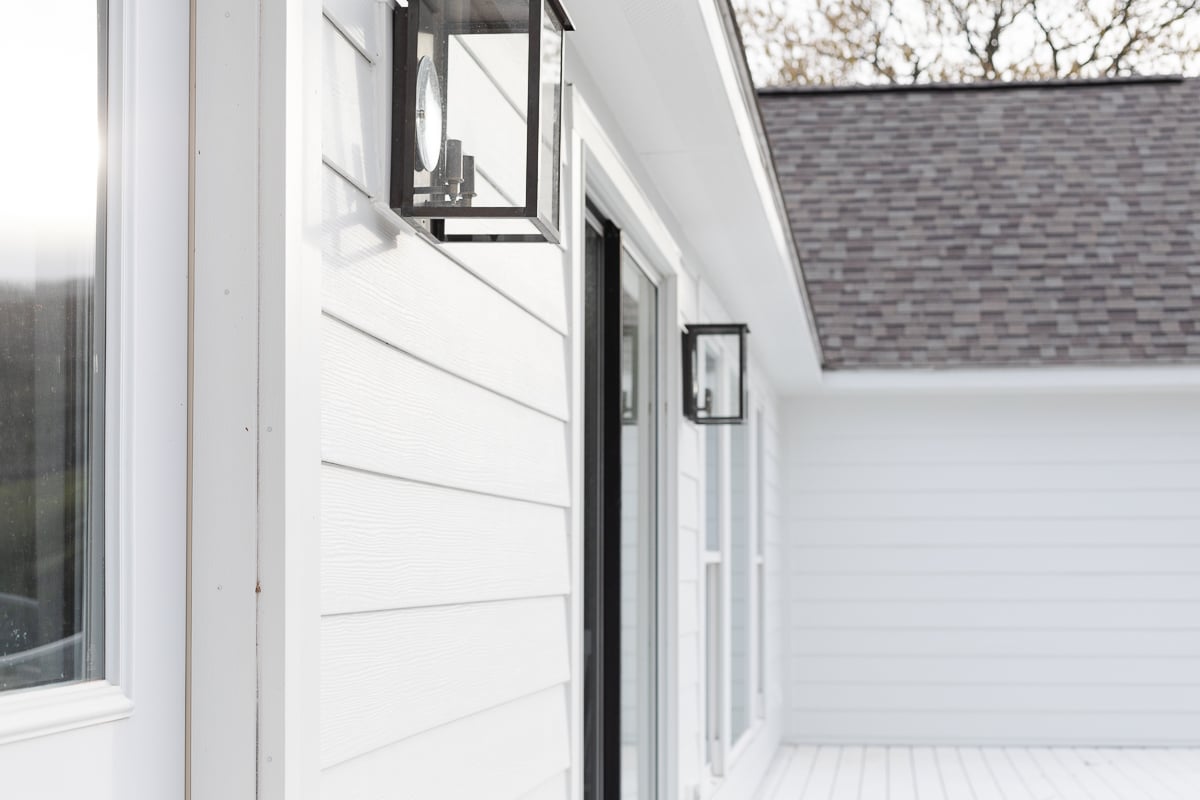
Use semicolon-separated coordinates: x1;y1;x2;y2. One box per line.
759;77;1200;370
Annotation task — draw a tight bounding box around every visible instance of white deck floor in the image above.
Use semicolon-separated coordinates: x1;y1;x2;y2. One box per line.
756;745;1200;799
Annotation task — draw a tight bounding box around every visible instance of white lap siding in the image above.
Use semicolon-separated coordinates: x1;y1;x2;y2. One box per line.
320;5;572;797
783;391;1200;745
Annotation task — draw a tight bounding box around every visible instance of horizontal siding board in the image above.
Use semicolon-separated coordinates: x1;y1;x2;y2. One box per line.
518;771;569;800
790;573;1200;602
793;628;1200;658
789;395;1200;438
321;465;568;615
790;490;1199;519
790;683;1200;713
323;20;379;194
790;600;1200;630
789;546;1200;574
788;436;1200;466
321;316;569;507
323;168;570;420
324;0;380;60
791;462;1200;493
320;685;570;799
443;242;570;335
788;517;1200;547
791;656;1200;686
321;596;570;767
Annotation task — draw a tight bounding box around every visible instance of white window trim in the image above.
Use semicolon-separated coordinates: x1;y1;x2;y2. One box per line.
699;325;770;792
0;682;133;747
0;0;137;746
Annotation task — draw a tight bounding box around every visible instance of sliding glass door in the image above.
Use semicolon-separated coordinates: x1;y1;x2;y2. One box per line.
584;208;659;800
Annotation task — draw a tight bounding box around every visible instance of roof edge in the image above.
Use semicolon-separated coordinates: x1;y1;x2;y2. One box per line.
758;74;1186;97
714;0;827;367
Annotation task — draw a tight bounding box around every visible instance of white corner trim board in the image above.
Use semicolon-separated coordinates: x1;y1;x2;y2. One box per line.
819;365;1200;394
0;681;133;747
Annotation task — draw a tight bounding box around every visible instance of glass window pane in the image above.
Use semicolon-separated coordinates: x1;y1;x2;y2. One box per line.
0;1;105;693
695;333;742;420
704;561;722;768
411;0;529;212
620;252;656;800
703;349;722;552
730;409;751;741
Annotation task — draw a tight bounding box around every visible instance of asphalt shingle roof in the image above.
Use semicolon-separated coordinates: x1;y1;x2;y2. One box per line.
759;77;1200;370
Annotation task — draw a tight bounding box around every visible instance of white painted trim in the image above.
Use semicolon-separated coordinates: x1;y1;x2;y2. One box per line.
256;0;324;797
818;365;1200;394
565;83;586;800
573;93;685;281
0;683;133;747
189;0;261;795
658;272;682;800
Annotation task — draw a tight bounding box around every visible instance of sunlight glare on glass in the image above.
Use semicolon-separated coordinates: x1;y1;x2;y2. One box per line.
0;4;101;275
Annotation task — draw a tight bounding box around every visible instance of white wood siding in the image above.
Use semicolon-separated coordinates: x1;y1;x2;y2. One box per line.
783;392;1200;745
320;4;573;796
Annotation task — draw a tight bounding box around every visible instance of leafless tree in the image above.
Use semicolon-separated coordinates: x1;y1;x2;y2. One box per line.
735;0;1200;86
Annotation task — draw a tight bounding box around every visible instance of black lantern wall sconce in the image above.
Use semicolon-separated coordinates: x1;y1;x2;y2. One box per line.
682;324;750;425
391;0;574;244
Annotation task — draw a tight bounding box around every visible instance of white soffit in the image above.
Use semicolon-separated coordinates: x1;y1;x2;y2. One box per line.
566;0;823;393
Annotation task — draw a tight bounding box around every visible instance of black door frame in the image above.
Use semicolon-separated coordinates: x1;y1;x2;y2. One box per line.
582;205;623;800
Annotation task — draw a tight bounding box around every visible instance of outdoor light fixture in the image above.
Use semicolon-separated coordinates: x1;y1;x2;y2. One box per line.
391;0;574;244
682;324;750;425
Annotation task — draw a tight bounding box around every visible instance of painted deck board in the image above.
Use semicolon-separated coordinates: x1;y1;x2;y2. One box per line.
758;746;1200;799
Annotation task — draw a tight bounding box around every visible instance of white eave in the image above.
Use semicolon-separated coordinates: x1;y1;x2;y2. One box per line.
566;0;823;394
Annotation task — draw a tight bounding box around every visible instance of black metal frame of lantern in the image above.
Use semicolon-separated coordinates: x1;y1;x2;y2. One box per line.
682;323;750;425
390;0;574;244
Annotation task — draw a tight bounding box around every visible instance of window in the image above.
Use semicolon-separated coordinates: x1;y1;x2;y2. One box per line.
700;347;767;773
0;2;107;693
730;392;751;743
702;350;724;774
754;409;766;717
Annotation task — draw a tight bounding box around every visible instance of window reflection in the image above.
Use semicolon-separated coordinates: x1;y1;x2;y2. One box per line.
0;1;106;692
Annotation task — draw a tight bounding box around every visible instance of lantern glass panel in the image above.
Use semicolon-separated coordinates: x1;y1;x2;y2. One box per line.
693;332;743;421
409;0;530;214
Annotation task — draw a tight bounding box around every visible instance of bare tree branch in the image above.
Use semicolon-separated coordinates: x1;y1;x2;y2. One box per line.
734;0;1200;86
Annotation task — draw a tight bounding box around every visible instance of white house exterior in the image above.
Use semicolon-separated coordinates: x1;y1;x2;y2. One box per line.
0;3;1197;800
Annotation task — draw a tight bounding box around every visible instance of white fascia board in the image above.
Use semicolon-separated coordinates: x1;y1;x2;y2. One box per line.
817;365;1200;395
695;0;822;365
565;0;822;395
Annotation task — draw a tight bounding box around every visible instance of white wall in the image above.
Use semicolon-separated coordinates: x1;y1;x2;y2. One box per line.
783;391;1200;746
320;4;573;797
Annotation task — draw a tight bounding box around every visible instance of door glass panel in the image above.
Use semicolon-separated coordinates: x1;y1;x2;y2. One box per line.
0;2;106;692
620;251;656;799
